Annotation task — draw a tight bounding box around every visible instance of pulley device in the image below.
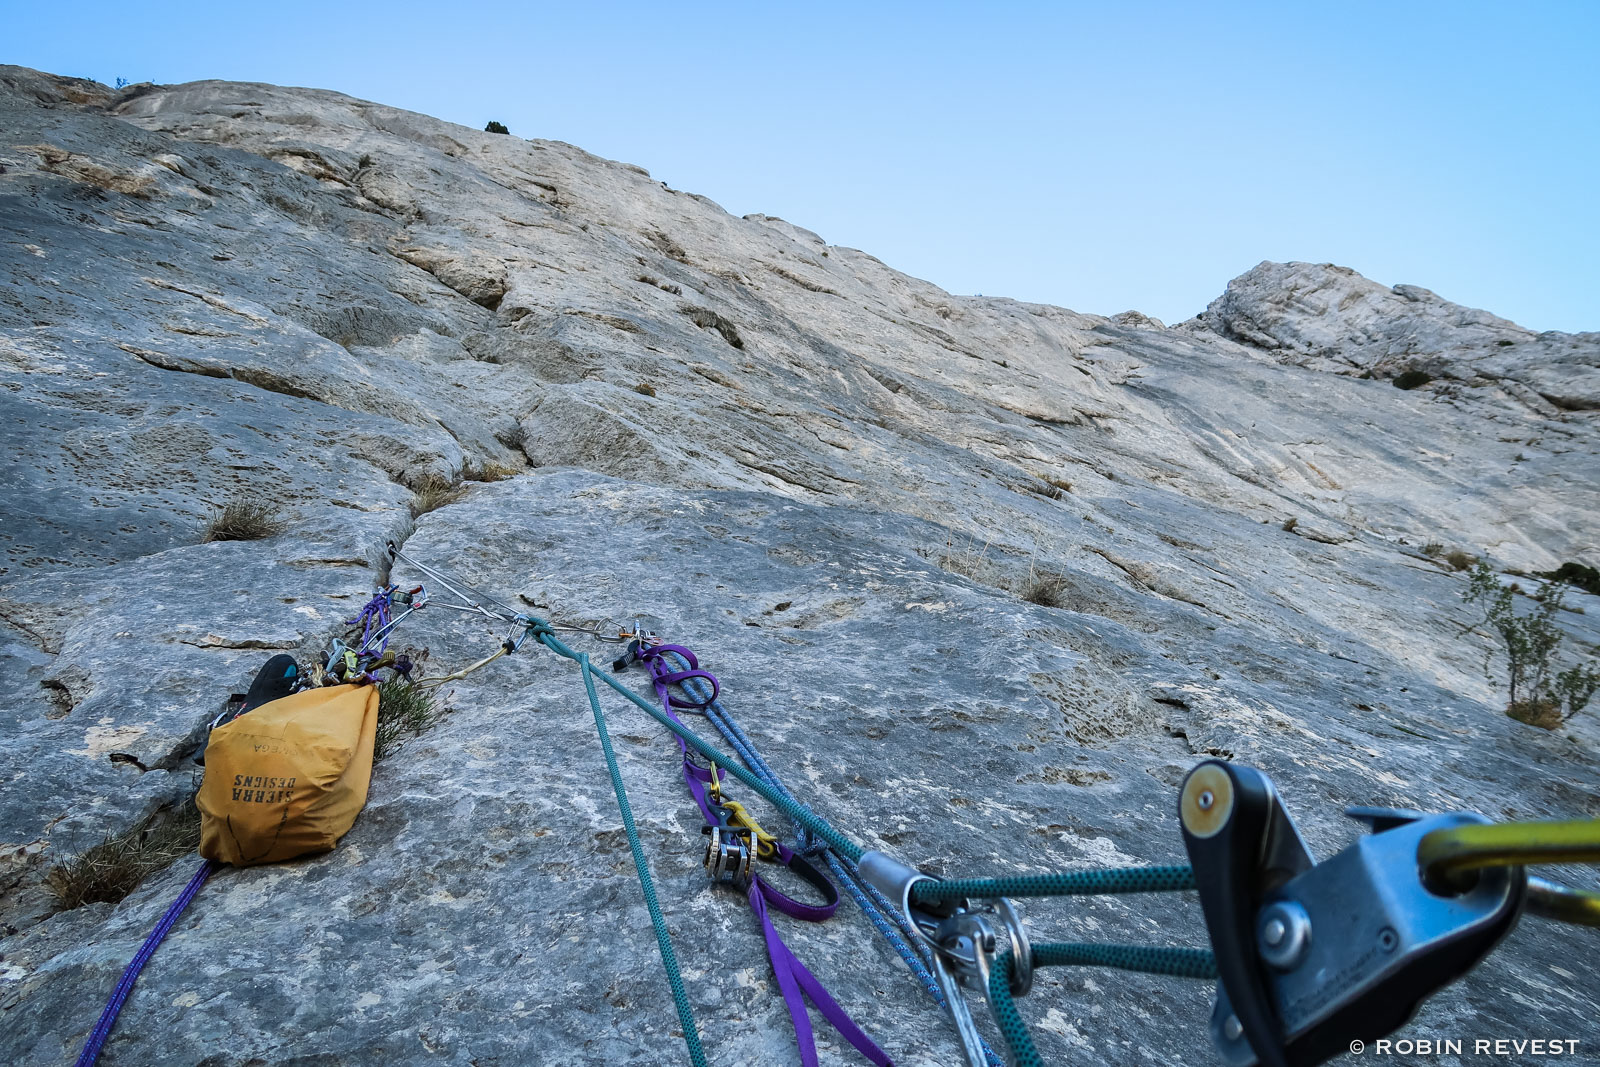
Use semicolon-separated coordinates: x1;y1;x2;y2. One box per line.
859;852;1031;1067
1178;761;1524;1067
856;758;1595;1067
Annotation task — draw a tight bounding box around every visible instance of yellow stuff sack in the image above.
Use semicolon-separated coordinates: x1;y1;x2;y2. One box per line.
196;683;379;866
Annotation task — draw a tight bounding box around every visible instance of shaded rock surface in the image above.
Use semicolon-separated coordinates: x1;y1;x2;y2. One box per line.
1;66;1597;1065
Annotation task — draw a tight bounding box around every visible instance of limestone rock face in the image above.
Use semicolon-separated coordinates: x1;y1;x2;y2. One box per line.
1186;260;1600;411
1;66;1597;1067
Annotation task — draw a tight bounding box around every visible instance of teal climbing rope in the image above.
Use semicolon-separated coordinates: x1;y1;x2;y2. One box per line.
536;624;1200;901
576;651;709;1067
914;865;1197;904
987;944;1217;1067
521;618;1214;1067
535;627;868;863
1033;941;1217;977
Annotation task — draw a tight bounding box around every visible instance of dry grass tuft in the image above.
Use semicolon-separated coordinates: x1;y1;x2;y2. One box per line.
462;460;518;483
48;802;203;910
1445;549;1478;571
204;500;286;542
1018;569;1069;607
1507;699;1561;730
410;475;466;517
922;533;1007;588
636;274;683;296
681;305;745;349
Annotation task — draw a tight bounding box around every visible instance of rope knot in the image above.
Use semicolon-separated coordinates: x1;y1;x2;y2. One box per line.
521;617;558;640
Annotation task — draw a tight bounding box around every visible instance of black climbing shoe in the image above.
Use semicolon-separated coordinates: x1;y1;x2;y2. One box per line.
240;654;301;714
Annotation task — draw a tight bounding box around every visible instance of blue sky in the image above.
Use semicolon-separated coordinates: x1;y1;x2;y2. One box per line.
9;2;1597;331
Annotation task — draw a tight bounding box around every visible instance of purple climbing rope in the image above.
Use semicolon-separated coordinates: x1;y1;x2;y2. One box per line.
75;860;216;1067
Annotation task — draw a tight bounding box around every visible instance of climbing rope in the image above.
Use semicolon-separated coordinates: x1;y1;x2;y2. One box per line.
69;541;1600;1067
913;866;1198;904
668;655;1007;1067
574;651;709;1067
366;550;1600;1066
630;642;893;1066
986;944;1220;1067
491;619;1215;1067
75;861;215;1067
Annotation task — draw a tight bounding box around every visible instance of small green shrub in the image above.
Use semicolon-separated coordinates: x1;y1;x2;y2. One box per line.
1422;542;1445;557
1393;370;1433;390
47;801;203;910
374;679;444;760
204;500;286;542
484;121;510;135
1495;339;1516;347
1462;562;1599;726
1536;561;1600;598
1555;664;1600;722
